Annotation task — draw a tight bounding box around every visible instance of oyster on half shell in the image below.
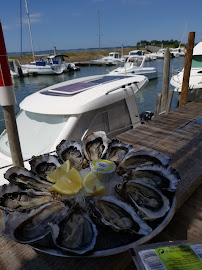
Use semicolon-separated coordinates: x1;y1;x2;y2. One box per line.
50;207;98;255
104;139;133;164
122;164;179;192
29;154;61;179
4;166;53;192
0;184;53;212
83;131;109;161
117;150;171;175
88;196;152;235
116;180;170;220
4;201;67;244
56;140;84;170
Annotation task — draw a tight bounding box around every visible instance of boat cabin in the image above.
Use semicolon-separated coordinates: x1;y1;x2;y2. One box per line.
0;74;148;180
192;42;202;68
108;52;120;59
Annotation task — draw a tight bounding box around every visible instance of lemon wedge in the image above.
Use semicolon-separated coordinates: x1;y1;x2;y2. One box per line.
52;168;83;195
83;171;105;195
46;160;71;183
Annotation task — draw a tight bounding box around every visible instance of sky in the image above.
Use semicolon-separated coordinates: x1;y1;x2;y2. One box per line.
1;0;202;53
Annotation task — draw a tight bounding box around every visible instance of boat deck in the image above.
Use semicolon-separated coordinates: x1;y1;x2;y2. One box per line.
0;99;202;270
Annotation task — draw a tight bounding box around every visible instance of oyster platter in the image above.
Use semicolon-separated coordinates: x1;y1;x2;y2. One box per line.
0;131;180;257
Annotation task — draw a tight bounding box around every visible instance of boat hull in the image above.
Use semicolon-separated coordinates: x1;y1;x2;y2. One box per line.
21;64;63;75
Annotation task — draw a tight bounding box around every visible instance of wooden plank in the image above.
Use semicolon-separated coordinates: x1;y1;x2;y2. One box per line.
117;99;202;210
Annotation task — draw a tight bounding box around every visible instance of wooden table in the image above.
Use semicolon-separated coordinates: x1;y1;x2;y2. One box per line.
0;99;202;270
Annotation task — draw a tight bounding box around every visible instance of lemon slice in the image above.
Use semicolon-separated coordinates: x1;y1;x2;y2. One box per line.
46;160;71;183
83;171;105;195
52;168;83;195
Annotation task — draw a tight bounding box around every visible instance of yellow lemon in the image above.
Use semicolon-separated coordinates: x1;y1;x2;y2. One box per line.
52;168;83;195
46;160;71;183
83;171;105;195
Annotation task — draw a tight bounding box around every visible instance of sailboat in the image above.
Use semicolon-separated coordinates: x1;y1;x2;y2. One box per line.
20;0;64;75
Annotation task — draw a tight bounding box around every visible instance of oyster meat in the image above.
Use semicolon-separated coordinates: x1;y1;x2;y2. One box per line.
105;139;133;164
4;166;53;192
4;201;67;243
122;164;179;192
88;196;152;235
118;150;171;174
29;154;61;179
50;207;98;255
0;185;53;212
116;180;170;220
56;140;84;170
83;131;109;161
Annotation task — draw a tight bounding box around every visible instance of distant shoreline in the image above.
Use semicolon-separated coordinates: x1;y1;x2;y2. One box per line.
8;45;174;63
8;47;136;63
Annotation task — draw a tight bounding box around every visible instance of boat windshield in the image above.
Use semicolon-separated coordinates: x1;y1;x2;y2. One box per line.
0;110;70;160
192;55;202;68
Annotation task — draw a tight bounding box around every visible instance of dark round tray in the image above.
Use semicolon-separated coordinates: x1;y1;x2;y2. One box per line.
30;197;176;258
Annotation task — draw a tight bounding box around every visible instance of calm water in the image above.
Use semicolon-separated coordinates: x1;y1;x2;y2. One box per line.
0;57;185;132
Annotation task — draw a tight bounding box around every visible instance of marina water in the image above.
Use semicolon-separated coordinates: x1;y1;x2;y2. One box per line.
0;57;185;133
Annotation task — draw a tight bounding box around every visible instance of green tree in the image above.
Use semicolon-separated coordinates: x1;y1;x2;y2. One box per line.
174;40;180;48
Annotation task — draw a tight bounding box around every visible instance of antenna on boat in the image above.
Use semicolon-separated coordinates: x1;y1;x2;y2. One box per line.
25;0;35;62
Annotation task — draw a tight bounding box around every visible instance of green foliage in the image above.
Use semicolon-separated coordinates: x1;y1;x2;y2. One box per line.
137;39;181;47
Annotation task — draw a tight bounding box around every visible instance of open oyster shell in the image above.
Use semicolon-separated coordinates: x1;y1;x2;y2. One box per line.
117;150;171;175
0;184;53;212
104;139;133;164
50;207;98;255
29;154;61;179
4;166;53;192
4;201;67;244
82;131;109;161
122;164;179;192
116;180;170;220
88;196;152;235
56;140;84;170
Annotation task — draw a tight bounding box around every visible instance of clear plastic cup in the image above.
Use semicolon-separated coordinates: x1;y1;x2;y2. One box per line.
90;159;116;183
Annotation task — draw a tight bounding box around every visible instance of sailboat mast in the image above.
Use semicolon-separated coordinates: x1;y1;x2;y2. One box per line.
20;0;22;63
25;0;35;62
98;9;101;58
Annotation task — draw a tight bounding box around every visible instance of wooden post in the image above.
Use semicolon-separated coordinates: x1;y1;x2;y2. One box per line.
161;48;170;112
2;106;24;166
179;32;195;107
0;21;24;167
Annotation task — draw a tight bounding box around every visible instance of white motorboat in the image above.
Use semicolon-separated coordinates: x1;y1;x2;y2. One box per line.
155;48;165;59
127;50;151;62
21;56;64;75
0;74;148;185
170;41;202;92
91;52;124;65
21;55;79;75
109;57;158;80
170;47;186;57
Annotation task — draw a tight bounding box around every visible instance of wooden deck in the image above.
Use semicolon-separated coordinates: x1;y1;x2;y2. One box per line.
0;99;202;270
